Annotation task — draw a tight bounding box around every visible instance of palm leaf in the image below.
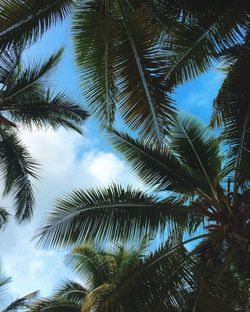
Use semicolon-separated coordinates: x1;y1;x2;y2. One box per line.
169;114;222;197
35;184;168;248
0;0;75;50
73;0;175;144
108;129;209;195
53;280;87;305
211;45;250;196
4;48;64;99
0;208;9;230
3;90;88;133
29;299;81;312
0;128;39;222
2;291;39;312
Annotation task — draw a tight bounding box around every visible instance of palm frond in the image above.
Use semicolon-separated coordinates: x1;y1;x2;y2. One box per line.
0;0;75;50
170;114;222;197
0;128;39;222
212;45;250;194
53;280;87;305
0;208;9;230
108;129;206;195
3;90;88;133
73;0;175;144
29;299;81;312
35;184;167;248
4;48;64;99
2;291;39;312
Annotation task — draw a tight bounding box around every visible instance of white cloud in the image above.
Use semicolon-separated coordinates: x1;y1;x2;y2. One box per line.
0;127;143;300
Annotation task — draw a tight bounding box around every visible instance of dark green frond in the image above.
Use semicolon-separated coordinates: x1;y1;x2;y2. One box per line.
0;0;75;50
30;299;81;312
73;0;176;143
35;184;166;248
3;90;88;133
0;128;39;222
108;129;203;194
2;291;39;312
212;44;250;192
4;48;64;99
170;114;222;195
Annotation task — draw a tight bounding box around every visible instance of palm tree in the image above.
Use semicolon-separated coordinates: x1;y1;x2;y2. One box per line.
3;1;248;145
30;240;249;311
0;47;88;224
36;111;250;296
29;240;194;311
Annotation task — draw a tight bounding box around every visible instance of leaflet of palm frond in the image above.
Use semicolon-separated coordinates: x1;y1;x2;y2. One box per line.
169;114;222;197
72;0;120;129
147;0;247;90
2;291;39;312
5;90;88;133
29;299;81;312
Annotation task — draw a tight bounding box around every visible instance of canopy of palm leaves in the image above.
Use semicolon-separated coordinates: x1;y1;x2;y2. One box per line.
70;0;250;144
36;112;250;305
30;240;249;311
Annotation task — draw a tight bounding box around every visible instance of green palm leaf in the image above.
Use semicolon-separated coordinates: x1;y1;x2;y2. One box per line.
0;128;39;222
4;90;88;133
170;114;222;196
35;184;168;248
4;48;63;98
109;129;206;195
73;0;175;144
0;0;75;50
53;280;87;305
211;44;250;198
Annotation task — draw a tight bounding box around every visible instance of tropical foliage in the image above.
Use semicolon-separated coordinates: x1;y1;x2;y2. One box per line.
0;266;38;312
1;0;250;311
30;239;249;311
36;109;250;309
71;0;250;144
0;1;88;224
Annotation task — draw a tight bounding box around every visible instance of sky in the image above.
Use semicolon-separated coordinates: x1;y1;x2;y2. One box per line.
0;18;225;305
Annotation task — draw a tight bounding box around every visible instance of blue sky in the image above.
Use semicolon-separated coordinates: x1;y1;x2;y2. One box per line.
0;18;225;304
